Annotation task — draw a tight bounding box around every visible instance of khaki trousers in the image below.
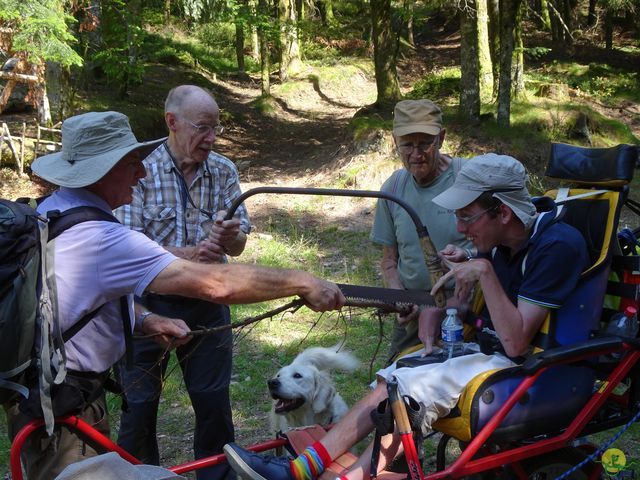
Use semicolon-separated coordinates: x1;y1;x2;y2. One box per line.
4;394;110;480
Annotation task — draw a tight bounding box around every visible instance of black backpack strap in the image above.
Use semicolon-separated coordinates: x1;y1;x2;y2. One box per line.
47;206;120;241
47;207;134;366
120;297;134;368
61;305;107;342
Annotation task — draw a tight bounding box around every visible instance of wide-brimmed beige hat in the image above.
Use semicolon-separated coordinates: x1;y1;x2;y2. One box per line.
393;99;442;137
32;111;165;188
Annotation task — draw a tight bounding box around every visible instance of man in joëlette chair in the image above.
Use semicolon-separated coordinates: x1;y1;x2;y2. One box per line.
224;153;589;480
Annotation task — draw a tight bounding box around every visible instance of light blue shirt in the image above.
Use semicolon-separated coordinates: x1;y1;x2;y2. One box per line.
39;188;177;372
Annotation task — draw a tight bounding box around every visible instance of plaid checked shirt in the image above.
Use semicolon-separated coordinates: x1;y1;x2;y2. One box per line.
115;143;251;262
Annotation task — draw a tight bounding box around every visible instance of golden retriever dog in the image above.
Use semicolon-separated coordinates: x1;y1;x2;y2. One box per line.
268;345;359;432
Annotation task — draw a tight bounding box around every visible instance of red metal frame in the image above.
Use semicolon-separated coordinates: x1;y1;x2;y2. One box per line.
10;415;290;480
423;347;639;479
168;438;288;475
10;346;638;480
10;416;141;480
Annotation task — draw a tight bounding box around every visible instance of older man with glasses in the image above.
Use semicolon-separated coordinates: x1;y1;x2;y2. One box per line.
114;84;249;480
370;99;473;364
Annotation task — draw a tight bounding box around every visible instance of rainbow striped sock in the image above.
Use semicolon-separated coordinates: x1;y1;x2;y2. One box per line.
290;442;331;480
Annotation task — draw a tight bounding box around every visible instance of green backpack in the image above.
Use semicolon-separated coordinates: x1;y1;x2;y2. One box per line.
0;198;119;433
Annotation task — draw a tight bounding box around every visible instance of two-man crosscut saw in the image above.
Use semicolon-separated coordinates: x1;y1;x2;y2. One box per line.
224;186;447;309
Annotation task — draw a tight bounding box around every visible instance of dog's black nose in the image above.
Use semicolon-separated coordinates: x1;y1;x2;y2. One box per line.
268;378;280;389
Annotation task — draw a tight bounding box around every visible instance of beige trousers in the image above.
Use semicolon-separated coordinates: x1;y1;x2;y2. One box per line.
4;394;110;480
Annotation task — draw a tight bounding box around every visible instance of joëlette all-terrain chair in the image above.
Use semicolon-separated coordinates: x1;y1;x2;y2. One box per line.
417;142;640;479
265;142;640;480
10;143;640;480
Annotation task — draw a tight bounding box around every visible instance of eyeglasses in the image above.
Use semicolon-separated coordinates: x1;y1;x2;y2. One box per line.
397;137;439;156
184;119;224;136
455;205;499;226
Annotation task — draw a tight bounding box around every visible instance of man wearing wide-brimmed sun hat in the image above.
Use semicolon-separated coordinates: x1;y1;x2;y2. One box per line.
6;111;345;480
370;99;472;363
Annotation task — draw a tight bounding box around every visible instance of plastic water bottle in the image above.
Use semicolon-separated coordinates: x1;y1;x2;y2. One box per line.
604;306;639;339
441;308;464;359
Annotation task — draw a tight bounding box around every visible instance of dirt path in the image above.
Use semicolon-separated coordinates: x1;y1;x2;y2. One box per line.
201;68;387;232
211;72;372;186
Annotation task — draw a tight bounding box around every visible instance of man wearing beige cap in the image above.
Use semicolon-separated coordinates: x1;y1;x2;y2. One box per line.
370;99;472;362
5;111;344;480
223;154;590;480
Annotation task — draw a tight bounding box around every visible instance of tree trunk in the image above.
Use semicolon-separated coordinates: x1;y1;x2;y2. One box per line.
370;0;401;108
549;1;562;49
460;2;480;122
497;0;520;127
604;8;613;50
38;84;52;125
248;0;260;60
587;0;597;26
512;1;525;99
477;0;493;101
258;0;271;95
562;0;578;46
403;0;415;47
487;0;500;99
324;0;334;23
279;0;302;81
236;22;246;72
164;0;171;23
296;0;305;21
0;80;16;114
539;0;551;30
44;61;71;122
79;0;102;84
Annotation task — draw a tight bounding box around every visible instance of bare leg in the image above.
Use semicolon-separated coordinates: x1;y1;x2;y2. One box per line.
318;381;388;460
343;431;404;480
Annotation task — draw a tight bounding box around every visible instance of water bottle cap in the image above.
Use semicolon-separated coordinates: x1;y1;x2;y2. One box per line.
446;308;457;315
624;306;637;317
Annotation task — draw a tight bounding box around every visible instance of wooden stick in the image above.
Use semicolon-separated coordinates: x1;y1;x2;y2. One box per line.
134;298;412;340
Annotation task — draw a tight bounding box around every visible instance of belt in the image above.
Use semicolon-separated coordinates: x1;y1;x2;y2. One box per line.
67;369;110;380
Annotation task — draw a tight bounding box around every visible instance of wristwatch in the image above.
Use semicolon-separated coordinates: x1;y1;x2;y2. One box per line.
137;310;154;325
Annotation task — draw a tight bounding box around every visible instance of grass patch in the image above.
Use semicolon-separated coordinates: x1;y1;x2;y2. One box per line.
529;61;640;105
406;67;461;104
251;94;278;115
144;24;259;75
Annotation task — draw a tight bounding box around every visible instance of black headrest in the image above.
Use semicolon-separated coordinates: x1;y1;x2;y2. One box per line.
546;143;638;187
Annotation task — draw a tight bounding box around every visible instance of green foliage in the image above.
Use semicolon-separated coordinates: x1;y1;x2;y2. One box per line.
350;116;392;140
144;30;245;74
529;61;640;104
302;41;342;62
0;0;82;67
93;0;146;95
181;0;208;22
601;0;636;12
524;46;551;60
251;94;277;114
566;64;638;101
247;219;321;269
194;22;237;58
406;67;461;102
